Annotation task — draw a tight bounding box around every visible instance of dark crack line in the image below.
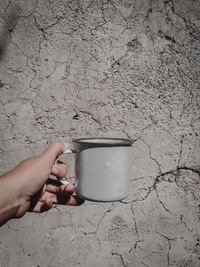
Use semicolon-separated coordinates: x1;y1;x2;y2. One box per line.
76;110;102;127
27;66;37;89
109;0;129;30
82;203;115;236
111;252;127;267
155;187;173;215
177;135;184;168
177;166;200;176
33;16;47;40
120;181;156;204
155;231;176;267
3;0;12;28
138;124;154;139
4;0;39;32
170;0;187;29
46;61;57;79
91;20;108;31
22;0;39;19
121;165;200;205
10;39;29;58
131;204;141;249
54;206;72;226
180;214;193;233
141;139;162;174
80;203;115;251
157;167;200;181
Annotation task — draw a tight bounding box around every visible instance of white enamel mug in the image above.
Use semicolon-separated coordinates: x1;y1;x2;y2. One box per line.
56;138;133;202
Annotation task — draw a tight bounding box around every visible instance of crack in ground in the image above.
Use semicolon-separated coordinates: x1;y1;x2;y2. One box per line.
120;182;156;204
21;243;38;266
155;231;176;267
10;38;29;58
154;186;173;215
131;204;143;249
177;135;184;168
111;251;127;267
79;203;115;251
54;206;73;227
75;109;102;128
3;0;39;33
109;0;129;30
121;166;200;205
141;138;162;174
82;203;115;236
180;214;194;234
169;0;187;29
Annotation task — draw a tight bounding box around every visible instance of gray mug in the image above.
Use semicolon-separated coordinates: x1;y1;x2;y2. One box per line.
56;138;133;202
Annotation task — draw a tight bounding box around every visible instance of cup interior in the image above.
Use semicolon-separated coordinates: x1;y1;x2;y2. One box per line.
73;138;133;146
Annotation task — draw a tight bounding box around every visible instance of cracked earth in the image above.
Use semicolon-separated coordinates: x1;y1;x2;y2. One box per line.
0;0;200;266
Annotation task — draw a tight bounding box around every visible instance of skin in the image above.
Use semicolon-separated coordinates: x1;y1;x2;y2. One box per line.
0;142;84;226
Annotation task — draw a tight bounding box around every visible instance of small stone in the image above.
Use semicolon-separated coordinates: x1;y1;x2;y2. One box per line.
168;174;175;182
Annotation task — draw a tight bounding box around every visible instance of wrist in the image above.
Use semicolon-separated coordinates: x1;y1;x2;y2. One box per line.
0;174;20;224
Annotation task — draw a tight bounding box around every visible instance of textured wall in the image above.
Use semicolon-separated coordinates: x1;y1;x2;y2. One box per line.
0;0;200;266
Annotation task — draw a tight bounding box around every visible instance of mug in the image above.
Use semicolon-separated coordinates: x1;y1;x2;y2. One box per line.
56;138;133;202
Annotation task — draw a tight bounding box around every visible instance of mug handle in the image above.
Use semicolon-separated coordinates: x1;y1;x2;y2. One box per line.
54;149;77;185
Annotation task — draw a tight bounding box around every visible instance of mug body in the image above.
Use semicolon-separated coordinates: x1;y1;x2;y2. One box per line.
73;138;133;202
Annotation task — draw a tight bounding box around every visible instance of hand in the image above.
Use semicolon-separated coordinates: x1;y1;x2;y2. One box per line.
0;142;84;225
28;173;81;213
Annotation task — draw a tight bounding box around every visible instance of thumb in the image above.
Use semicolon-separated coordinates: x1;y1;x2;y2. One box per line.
40;142;69;165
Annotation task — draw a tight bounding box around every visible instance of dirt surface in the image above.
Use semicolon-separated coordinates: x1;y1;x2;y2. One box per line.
0;0;200;266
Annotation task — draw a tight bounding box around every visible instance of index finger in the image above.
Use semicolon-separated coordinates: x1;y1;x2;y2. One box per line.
40;142;69;165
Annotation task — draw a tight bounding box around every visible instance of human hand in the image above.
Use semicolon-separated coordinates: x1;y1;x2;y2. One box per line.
0;142;84;224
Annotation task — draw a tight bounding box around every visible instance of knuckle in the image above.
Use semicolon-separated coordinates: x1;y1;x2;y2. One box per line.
50;141;61;149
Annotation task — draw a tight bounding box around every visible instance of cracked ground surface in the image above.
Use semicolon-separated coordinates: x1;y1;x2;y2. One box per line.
0;0;200;266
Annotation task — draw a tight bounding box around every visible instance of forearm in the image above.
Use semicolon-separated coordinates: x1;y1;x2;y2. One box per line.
0;174;21;225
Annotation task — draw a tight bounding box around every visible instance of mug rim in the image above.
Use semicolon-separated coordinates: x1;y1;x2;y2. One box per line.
72;137;134;146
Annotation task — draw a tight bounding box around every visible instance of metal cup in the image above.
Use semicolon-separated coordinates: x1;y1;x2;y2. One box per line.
56;138;133;202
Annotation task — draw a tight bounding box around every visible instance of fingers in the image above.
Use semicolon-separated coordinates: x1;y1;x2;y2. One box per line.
40;142;69;165
32;193;83;212
46;179;74;195
51;160;67;179
30;198;53;213
30;179;84;213
42;198;53;212
46;179;84;206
